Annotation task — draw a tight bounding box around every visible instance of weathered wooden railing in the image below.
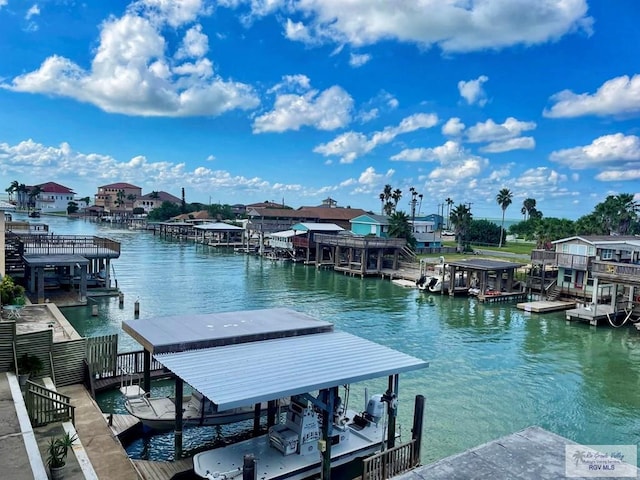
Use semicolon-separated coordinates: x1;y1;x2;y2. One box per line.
25;380;75;427
362;439;418;480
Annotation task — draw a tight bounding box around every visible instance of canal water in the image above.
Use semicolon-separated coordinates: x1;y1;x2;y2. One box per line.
20;214;640;464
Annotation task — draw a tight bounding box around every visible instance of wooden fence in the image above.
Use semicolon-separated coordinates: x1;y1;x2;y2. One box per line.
25;380;75;427
362;440;418;480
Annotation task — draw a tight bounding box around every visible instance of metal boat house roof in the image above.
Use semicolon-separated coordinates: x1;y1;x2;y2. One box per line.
123;307;428;411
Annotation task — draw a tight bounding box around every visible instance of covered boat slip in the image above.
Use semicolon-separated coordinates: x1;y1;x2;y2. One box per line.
122;307;428;478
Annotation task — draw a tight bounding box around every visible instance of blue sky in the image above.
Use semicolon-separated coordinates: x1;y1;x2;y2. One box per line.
0;0;638;220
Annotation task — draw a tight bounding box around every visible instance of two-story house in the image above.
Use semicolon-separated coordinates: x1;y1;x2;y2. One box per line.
94;183;142;213
33;182;76;212
135;191;181;213
531;235;640;303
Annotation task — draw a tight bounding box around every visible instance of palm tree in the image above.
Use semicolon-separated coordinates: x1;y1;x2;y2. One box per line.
521;198;536;220
28;185;43;210
388;211;415;248
115;190;126;210
391;189;402;212
496;188;513;248
127;193;137;209
16;184;28;210
449;203;472;252
379;193;385;214
445;197;454;229
150;191;160;199
5;180;19;202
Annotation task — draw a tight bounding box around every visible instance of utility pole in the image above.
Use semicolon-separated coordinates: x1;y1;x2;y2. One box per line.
409;187;419;233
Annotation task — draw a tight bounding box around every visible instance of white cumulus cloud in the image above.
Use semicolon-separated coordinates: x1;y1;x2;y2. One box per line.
458;75;488;106
466;117;537;143
442;117;465;136
550;133;640;171
314;113;438;163
253;81;353;133
260;0;593;53
544;74;640;118
480;137;535;153
349;52;371;67
2;4;259;117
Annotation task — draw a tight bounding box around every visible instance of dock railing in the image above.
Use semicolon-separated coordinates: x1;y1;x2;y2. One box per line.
362;439;418;480
25;380;75;427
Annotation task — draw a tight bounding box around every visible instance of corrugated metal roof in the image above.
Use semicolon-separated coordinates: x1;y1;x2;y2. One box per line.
122;308;334;354
194;223;244;231
156;330;428;410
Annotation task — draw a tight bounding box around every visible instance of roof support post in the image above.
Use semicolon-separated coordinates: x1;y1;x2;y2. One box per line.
143;350;151;393
385;374;399;449
320;387;336;480
174;377;184;459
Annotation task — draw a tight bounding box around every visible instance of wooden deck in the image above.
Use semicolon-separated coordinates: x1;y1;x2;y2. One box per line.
516;300;576;313
132;458;193;480
393;426;638;480
477;291;528;303
104;413;142;437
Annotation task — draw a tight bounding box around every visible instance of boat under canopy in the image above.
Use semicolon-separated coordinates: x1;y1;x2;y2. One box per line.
122;307;428;479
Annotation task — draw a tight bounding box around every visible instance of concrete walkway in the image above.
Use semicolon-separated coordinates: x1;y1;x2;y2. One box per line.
58;384;140;480
0;373;45;480
0;372;141;480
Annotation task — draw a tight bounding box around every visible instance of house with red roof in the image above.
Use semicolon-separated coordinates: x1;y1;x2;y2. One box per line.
94;182;142;213
32;182;76;212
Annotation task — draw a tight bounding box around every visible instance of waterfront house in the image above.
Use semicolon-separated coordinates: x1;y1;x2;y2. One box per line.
530;235;640;305
31;182;76;213
94;182;142;214
291;223;344;263
246;204;368;238
349;214;390;237
135;191;181;213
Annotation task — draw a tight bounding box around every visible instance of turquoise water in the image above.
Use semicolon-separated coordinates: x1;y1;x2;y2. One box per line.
21;214;640;464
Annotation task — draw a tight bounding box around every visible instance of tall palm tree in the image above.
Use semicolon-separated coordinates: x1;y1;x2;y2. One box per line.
391;189;402;212
388;211;415;248
127;194;137;209
115;190;126;210
379;193;385;214
28;185;43;210
16;183;28;209
496;188;513;248
521;198;536;220
449;203;472;252
5;180;19;202
445;197;454;229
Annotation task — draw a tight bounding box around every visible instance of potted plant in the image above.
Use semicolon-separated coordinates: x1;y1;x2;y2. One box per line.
16;353;43;387
46;431;77;480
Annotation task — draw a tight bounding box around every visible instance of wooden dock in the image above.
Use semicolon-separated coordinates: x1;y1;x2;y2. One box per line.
477;291;528;303
132;458;193;480
516;300;576;313
104;413;142;437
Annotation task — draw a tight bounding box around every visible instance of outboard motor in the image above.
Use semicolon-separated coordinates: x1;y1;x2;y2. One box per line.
365;394;385;425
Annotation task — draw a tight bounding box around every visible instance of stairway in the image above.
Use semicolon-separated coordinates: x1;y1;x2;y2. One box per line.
4;233;24;273
545;283;560;301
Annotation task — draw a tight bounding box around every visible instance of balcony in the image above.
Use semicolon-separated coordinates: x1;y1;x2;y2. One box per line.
592;260;640;285
530;249;556;264
556;253;590;270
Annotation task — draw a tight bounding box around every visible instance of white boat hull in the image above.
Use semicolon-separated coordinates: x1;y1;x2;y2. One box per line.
124;396;271;431
193;409;385;480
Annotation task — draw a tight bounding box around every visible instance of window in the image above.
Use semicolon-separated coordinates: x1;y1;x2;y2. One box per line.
563;269;573;284
600;249;614;260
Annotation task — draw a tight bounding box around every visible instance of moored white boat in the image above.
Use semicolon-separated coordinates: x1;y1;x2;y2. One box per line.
120;375;279;431
193;391;388;480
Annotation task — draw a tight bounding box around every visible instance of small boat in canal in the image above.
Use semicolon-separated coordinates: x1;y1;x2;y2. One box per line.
121;381;278;431
193;390;388;480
